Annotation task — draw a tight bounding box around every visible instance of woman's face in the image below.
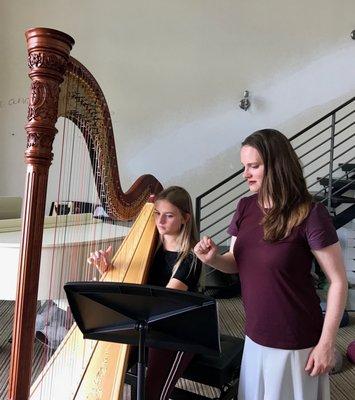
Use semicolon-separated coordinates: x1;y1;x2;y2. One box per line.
240;145;265;192
154;199;187;236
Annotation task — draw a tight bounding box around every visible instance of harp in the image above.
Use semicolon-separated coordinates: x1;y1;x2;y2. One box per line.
8;28;162;400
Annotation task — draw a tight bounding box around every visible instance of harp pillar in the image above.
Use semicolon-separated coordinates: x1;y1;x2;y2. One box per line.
8;28;74;400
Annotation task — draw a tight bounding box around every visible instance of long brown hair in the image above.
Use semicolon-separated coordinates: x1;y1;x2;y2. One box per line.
242;129;312;242
155;186;199;273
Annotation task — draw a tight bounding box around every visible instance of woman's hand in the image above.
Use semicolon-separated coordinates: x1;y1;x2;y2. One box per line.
309;242;347;377
194;236;219;265
87;245;113;275
304;342;335;376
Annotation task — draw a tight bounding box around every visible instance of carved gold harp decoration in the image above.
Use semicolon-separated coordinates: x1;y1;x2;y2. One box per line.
8;28;162;400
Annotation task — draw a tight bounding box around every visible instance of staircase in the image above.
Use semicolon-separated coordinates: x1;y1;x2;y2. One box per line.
315;165;355;228
196;97;355;293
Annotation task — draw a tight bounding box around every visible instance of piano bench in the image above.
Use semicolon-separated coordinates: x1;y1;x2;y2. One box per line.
125;334;244;400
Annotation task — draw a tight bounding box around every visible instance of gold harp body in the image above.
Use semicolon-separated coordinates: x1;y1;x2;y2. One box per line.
9;28;162;400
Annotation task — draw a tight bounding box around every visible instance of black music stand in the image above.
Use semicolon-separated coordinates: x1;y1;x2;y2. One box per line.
64;282;220;400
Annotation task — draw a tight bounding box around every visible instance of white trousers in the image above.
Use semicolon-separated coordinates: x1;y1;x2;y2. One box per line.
238;336;330;400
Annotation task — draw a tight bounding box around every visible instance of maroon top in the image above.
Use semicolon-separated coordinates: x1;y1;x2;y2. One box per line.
227;194;338;349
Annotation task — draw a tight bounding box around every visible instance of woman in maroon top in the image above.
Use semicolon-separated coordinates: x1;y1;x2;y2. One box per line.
195;129;347;400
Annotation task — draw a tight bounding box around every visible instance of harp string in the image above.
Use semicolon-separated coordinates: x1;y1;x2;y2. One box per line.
33;66;135;397
36;75;76;383
37;75;71;382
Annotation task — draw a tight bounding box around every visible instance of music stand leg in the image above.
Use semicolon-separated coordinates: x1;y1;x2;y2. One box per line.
137;322;147;400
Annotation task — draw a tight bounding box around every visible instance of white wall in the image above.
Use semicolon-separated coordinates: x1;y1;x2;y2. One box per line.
1;0;355;204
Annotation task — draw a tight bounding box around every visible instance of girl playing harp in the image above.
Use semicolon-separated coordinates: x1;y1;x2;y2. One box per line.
88;186;202;400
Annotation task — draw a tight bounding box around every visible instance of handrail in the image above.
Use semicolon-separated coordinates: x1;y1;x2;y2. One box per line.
291;97;355;139
293;109;355;151
196;167;244;202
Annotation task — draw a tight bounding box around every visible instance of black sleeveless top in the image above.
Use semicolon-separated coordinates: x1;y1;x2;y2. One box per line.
147;247;201;291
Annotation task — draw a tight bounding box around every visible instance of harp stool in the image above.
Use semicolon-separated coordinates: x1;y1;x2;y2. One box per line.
126;334;244;400
171;334;244;400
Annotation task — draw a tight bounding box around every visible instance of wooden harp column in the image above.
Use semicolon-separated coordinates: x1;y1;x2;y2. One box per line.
9;29;74;400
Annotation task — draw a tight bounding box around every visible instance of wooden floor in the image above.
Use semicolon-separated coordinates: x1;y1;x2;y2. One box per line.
0;298;354;399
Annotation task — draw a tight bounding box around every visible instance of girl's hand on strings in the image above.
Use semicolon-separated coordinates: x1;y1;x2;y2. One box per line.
194;236;218;264
87;245;113;275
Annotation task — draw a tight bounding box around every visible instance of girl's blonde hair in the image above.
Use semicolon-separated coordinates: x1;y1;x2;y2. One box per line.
155;186;198;274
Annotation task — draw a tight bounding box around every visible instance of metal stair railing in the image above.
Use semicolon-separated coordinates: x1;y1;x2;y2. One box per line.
196;97;355;247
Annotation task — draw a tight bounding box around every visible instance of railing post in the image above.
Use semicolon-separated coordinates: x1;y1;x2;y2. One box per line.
195;195;207;293
327;113;336;209
195;196;201;238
